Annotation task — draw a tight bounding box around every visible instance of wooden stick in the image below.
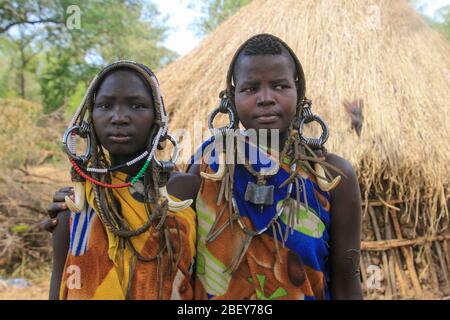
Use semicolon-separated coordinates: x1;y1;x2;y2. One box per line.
377;194;401;211
384;205;397;297
388;253;397;298
425;244;439;293
389;209;422;295
387;189;406;298
442;240;450;276
392;248;409;297
434;241;450;292
362;199;409;207
425;212;440;296
359;254;368;292
361;235;450;251
368;206;392;298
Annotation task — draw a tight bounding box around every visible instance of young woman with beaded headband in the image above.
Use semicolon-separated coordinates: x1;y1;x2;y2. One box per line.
49;60;198;300
187;34;363;300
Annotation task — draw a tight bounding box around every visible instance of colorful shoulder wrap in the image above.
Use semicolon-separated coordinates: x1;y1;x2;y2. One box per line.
192;138;332;300
59;172;196;300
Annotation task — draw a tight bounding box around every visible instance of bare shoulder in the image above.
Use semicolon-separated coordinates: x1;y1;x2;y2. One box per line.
325;154;363;299
324;152;357;181
324;152;361;207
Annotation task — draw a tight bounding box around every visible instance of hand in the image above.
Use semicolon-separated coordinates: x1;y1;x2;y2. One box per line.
41;187;73;233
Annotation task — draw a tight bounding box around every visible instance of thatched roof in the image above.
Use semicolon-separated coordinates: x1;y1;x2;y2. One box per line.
158;0;449;230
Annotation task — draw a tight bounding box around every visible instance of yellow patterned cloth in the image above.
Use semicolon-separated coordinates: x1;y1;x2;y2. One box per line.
60;172;196;300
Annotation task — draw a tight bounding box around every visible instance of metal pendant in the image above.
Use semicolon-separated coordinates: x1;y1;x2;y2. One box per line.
244;181;274;206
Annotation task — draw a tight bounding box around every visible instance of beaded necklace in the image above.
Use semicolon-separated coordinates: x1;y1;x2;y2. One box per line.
63;61;170;189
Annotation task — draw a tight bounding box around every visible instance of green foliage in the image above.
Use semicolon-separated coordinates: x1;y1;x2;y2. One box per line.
0;0;65;33
188;0;251;36
0;51;13;97
39;51;92;112
67;81;87;117
0;0;177;112
410;1;450;41
433;5;450;40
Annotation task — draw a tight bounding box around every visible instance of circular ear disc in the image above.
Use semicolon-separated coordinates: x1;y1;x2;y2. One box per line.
63;122;92;163
153;134;180;167
297;101;329;150
207;96;238;136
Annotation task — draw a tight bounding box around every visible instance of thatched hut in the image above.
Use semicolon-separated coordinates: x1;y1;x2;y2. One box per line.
158;0;450;299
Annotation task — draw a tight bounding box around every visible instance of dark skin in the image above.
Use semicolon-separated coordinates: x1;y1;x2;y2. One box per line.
233;54;297;148
189;53;363;299
46;55;362;300
47;70;200;300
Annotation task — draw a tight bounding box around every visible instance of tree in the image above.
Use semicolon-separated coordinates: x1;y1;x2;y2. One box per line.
433;5;450;41
37;0;178;111
0;0;177;112
0;0;65;34
409;0;450;40
8;26;42;99
188;0;251;36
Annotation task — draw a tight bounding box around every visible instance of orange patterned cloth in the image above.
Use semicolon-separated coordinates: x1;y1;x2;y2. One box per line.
192;138;332;300
60;172;196;300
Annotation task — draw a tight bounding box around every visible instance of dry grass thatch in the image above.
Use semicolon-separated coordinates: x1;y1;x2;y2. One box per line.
157;0;450;298
158;0;449;231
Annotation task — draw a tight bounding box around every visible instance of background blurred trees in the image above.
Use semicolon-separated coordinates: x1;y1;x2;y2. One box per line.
187;0;251;36
0;0;176;112
411;0;450;40
432;5;450;40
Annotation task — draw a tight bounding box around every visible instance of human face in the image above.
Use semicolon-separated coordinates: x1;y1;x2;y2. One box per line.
233;54;297;136
92;70;155;159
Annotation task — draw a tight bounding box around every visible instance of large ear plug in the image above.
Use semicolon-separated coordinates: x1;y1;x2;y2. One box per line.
200;151;226;181
202;92;237;182
314;163;341;192
159;186;193;212
65;182;86;213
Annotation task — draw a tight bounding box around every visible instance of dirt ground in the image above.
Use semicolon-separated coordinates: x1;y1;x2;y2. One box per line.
0;163;69;301
0;270;50;300
0;270;448;300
